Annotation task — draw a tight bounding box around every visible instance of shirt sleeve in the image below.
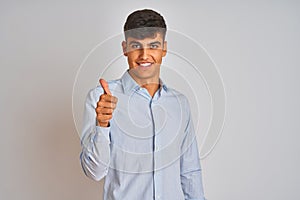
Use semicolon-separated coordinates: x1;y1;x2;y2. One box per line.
180;97;206;200
79;88;111;181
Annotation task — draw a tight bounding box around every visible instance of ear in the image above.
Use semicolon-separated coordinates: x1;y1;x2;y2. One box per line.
162;41;167;57
122;41;128;56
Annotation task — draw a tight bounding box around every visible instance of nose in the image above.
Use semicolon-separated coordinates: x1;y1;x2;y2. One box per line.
139;48;149;60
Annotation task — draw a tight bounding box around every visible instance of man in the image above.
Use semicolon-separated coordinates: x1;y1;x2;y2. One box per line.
80;9;206;200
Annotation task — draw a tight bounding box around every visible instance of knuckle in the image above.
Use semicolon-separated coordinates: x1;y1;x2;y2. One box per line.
100;94;107;99
97;101;102;107
105;108;112;113
96;107;104;114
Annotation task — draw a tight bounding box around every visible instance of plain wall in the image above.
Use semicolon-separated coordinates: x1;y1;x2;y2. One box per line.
1;0;299;199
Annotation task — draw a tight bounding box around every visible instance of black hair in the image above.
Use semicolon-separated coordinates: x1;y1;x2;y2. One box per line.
123;9;167;40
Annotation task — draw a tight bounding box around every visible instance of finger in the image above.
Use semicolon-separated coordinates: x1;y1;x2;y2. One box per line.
97;101;117;109
97;113;113;121
99;78;112;95
100;94;118;103
95;107;114;115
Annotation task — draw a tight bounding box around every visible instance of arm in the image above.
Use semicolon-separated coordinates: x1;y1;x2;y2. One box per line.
180;99;206;200
80;88;111;181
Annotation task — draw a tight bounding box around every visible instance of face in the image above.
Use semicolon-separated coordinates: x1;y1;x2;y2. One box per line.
122;33;167;85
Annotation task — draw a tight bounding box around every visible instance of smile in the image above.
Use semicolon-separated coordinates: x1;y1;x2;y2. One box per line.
138;62;153;68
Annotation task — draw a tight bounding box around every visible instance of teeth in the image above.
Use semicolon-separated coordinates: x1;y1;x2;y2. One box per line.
139;63;152;67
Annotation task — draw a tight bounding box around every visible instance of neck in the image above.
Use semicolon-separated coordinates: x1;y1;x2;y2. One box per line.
141;83;160;97
128;71;160;97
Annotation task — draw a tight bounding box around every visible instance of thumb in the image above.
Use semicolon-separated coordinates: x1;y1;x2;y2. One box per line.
99;78;112;95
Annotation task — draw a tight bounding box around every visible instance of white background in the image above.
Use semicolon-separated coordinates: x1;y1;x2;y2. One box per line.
1;1;299;199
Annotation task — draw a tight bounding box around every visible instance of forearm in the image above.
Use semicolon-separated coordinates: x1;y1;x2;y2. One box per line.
180;97;206;199
80;126;111;181
180;139;205;200
180;168;205;200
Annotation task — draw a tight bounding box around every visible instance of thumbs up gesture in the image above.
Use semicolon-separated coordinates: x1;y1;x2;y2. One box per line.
96;79;118;127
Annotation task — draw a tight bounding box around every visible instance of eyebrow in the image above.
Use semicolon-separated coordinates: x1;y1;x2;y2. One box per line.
149;41;162;46
129;41;141;45
129;41;162;46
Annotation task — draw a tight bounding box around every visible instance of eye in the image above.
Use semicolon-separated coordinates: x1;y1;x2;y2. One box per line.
131;44;141;49
150;44;159;49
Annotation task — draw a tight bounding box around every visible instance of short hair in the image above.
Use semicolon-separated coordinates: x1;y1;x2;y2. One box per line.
123;9;167;40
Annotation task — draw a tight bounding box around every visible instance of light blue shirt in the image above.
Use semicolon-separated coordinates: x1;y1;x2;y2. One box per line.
80;71;206;200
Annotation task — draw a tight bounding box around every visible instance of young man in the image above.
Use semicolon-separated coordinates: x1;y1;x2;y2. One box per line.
80;9;206;200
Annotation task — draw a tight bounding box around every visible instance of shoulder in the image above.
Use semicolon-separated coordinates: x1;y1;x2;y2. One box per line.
165;87;190;105
163;86;192;125
163;86;192;118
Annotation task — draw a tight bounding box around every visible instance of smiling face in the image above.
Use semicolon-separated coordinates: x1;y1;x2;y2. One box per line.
122;33;167;85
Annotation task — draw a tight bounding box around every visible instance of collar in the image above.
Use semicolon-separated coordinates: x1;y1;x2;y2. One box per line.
121;70;168;95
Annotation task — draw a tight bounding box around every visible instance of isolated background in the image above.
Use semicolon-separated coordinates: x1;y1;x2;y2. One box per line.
1;1;299;199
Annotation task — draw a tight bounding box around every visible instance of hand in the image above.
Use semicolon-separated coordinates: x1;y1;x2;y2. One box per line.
96;79;118;127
